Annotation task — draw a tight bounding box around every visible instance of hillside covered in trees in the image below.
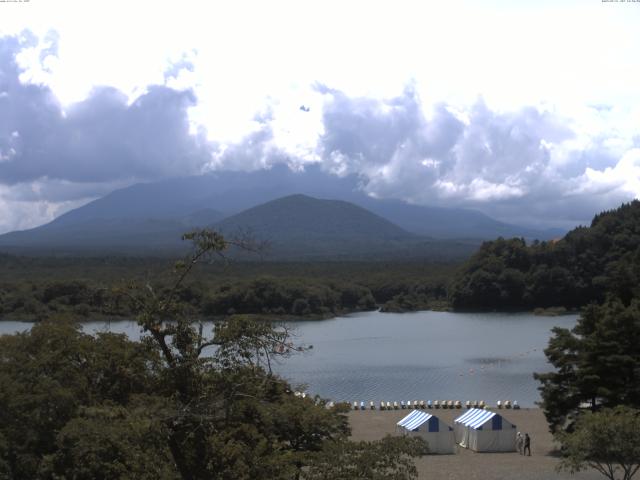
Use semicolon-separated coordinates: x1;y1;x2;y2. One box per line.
449;201;640;310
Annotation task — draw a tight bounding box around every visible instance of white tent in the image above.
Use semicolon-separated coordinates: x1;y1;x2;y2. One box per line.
454;408;516;452
396;410;456;454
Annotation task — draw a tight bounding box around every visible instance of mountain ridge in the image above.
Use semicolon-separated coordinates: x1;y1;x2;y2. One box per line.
0;192;478;260
4;166;564;238
0;167;566;258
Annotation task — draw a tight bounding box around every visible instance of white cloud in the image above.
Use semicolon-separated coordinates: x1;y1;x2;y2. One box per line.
0;184;90;233
574;149;640;197
312;87;638;228
0;1;639;232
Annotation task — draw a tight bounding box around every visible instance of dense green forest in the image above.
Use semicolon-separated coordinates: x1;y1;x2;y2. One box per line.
449;201;640;310
3;201;640;322
0;255;455;321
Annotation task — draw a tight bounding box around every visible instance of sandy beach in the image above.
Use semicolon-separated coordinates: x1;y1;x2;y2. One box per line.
349;407;602;480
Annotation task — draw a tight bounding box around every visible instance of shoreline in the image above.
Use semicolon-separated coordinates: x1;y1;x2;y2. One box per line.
0;304;582;325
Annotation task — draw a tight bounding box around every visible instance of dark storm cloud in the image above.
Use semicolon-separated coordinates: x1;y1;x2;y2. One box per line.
0;33;212;188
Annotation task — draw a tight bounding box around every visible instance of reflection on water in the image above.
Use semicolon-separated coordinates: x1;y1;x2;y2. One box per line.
0;310;577;406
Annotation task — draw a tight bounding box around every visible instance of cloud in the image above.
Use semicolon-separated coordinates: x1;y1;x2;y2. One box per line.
0;183;89;233
0;33;212;187
208;113;287;172
0;32;218;233
314;87;638;228
0;29;638;234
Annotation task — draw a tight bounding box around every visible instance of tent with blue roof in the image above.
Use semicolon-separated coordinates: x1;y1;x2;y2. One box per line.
453;408;516;452
396;410;455;454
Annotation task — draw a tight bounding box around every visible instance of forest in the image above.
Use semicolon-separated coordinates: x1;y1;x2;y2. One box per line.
449;200;640;310
0;256;454;322
1;201;640;324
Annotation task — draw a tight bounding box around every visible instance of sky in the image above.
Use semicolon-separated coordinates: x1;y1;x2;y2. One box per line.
1;0;640;233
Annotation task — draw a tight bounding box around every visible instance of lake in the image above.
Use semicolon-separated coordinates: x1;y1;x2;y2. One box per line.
0;310;577;407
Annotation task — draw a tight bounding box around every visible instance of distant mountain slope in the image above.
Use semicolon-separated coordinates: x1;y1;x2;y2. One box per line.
0;210;225;255
50;176;222;227
213;194;476;260
0;193;478;260
354;197;564;240
216;194;411;239
0;165;565;256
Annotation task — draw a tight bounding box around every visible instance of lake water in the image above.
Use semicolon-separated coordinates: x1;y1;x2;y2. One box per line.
0;311;578;407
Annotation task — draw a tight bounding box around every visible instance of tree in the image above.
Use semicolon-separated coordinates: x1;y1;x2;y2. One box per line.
0;230;426;479
535;299;640;432
449;201;640;311
302;435;428;480
117;230;340;479
39;404;178;480
0;318;160;479
557;406;640;480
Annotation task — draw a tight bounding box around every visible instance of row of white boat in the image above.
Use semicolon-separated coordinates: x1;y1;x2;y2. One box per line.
350;400;520;411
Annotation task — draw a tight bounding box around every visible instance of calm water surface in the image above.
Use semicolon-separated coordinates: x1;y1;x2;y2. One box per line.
0;311;577;406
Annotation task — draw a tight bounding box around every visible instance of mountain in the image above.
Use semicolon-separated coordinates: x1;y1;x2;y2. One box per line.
0;165;565;256
0;210;226;255
214;194;428;259
217;194;409;239
32;165;565;240
213;194;480;260
0;193;478;260
352;196;564;240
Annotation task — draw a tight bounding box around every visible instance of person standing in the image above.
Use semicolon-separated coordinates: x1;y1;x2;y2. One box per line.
516;432;523;455
523;433;531;456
